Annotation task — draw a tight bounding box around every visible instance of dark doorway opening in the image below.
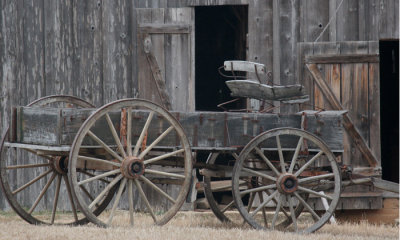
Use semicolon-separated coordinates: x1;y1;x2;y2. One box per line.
379;40;399;183
195;5;248;111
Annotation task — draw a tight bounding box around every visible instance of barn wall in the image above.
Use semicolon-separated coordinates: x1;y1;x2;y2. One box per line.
0;0;398;210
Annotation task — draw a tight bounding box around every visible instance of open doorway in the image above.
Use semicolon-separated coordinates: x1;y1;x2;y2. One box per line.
379;40;399;183
195;5;248;111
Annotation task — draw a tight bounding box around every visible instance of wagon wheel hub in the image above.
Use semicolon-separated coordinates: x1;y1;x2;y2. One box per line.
52;156;68;175
121;156;145;179
276;173;298;194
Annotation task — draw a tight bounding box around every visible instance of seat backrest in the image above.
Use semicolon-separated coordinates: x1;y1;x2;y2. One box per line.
224;61;267;75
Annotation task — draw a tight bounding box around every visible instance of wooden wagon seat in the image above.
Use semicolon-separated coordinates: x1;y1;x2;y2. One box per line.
224;61;309;103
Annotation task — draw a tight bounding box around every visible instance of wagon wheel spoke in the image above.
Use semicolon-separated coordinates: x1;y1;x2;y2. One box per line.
288;136;303;173
268;189;291;221
144;169;186;179
276;135;286;173
80;185;95;202
288;195;298;232
63;175;79;222
51;174;62;224
257;191;268;228
107;178;127;225
298;173;335;184
294;151;324;177
128;179;134;226
239;183;276;196
12;169;52;195
88;175;123;209
78;155;121;167
143;149;185;165
220;200;235;213
255;147;280;176
29;172;57;214
242;168;276;181
88;130;123;162
294;192;320;221
133;111;154;157
140;176;176;203
297;186;333;200
126;108;133;156
249;190;278;217
271;194;283;230
134;179;157;222
6;163;51;170
138;126;174;159
78;169;121;186
78;170;111;184
105;113;127;158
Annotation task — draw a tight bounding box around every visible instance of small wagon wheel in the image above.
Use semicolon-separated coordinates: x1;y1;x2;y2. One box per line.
0;95;114;225
68;99;193;227
203;152;245;223
232;127;341;233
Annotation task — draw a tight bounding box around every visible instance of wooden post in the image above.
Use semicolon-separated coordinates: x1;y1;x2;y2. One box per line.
306;63;379;167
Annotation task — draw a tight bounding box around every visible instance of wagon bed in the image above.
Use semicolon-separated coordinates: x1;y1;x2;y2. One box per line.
10;107;345;152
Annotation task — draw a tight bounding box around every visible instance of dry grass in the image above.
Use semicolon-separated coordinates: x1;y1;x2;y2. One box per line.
0;211;398;240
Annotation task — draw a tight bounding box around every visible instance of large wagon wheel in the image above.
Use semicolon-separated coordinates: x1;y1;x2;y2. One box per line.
68;99;193;227
232;127;341;233
0;95;114;225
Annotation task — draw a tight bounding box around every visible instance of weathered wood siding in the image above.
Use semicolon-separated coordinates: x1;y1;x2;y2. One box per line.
0;0;398;210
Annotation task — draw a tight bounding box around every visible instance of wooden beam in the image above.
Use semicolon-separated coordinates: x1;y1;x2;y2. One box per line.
305;54;379;64
306;63;379;167
139;23;191;34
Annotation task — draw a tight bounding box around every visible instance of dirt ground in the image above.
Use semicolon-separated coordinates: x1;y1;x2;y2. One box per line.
0;211;398;240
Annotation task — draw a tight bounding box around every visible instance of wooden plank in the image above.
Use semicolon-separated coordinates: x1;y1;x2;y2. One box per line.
248;0;273;110
164;8;194;111
316;43;341;111
341;41;369;168
305;54;380;64
139;23;191;34
298;43;314;111
25;0;45;102
300;0;329;42
336;0;359;41
368;42;381;165
137;9;160;104
306;63;378;167
378;0;398;39
44;0;73;97
102;0;132;103
72;1;103;106
144;8;171;110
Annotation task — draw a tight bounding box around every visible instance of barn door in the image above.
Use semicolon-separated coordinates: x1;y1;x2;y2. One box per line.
299;41;380;172
136;8;195;111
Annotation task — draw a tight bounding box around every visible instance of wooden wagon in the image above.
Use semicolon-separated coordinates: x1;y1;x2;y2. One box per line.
0;61;396;233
